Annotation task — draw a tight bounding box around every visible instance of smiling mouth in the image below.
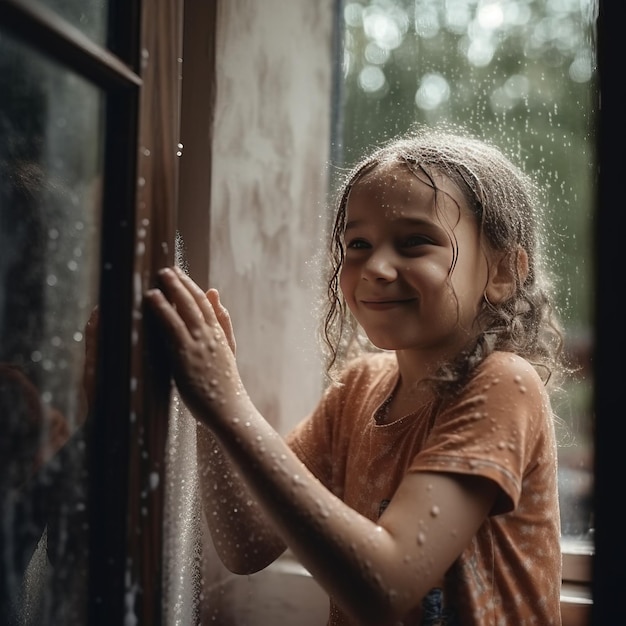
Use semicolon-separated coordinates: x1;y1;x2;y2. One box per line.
360;298;416;311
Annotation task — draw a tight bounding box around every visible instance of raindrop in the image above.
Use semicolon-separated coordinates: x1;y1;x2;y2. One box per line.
149;472;159;490
415;73;450;110
358;65;386;93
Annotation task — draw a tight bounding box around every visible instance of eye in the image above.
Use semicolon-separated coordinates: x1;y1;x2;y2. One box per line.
345;238;371;250
401;234;432;248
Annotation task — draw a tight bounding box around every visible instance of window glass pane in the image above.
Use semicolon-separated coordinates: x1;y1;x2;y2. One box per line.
36;0;108;46
336;0;596;542
0;27;104;624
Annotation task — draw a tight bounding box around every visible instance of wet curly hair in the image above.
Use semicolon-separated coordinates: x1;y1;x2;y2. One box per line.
322;126;565;396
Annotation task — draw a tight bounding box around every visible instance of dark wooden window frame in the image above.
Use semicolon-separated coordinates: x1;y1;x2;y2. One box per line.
0;0;181;623
593;1;624;623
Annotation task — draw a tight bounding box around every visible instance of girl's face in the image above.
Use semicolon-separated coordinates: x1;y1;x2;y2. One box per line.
339;162;492;362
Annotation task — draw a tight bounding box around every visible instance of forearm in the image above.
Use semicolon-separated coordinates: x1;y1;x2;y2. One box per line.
196;422;286;573
207;396;432;626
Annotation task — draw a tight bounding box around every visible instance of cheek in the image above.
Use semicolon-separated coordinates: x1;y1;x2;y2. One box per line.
407;257;451;288
339;264;354;296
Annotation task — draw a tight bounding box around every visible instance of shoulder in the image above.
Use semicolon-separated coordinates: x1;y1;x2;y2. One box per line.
455;351;553;436
436;351;552;432
473;351;547;397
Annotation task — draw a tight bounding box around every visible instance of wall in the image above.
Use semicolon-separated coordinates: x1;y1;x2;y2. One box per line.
208;0;335;433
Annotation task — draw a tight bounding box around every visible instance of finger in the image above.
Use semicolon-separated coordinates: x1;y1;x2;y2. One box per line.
156;267;217;334
171;266;222;329
145;286;195;344
206;288;236;355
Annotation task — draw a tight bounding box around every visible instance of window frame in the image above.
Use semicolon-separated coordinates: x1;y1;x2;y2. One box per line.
592;1;624;623
0;0;181;622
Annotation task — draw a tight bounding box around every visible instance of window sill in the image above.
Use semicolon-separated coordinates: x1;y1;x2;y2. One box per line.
562;537;593;582
561;537;593;626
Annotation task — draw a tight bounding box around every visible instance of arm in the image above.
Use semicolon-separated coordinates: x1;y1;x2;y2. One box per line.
196;421;287;572
145;267;498;625
193;287;287;572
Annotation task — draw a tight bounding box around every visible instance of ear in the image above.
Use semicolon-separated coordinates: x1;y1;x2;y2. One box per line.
485;247;529;304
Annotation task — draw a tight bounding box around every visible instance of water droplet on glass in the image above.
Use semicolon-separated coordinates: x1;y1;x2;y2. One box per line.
149;472;159;490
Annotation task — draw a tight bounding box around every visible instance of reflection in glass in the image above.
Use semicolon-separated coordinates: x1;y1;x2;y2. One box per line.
0;27;104;624
35;0;108;47
337;0;596;541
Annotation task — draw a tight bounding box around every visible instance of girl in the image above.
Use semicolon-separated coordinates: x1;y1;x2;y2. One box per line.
146;127;564;625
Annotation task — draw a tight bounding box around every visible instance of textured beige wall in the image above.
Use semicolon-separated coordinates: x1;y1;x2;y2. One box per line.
208;0;334;433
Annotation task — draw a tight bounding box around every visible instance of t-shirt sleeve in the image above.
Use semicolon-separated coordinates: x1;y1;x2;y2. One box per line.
408;352;552;515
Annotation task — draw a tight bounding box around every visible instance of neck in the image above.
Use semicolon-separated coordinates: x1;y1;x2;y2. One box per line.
375;351;437;424
394;349;439;390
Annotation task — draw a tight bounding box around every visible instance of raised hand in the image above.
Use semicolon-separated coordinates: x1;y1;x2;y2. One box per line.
145;267;245;426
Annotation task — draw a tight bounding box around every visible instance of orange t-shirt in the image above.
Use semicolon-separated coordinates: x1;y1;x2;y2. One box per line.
286;350;562;625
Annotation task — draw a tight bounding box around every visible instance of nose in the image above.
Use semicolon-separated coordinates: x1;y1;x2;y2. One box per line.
362;248;397;282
